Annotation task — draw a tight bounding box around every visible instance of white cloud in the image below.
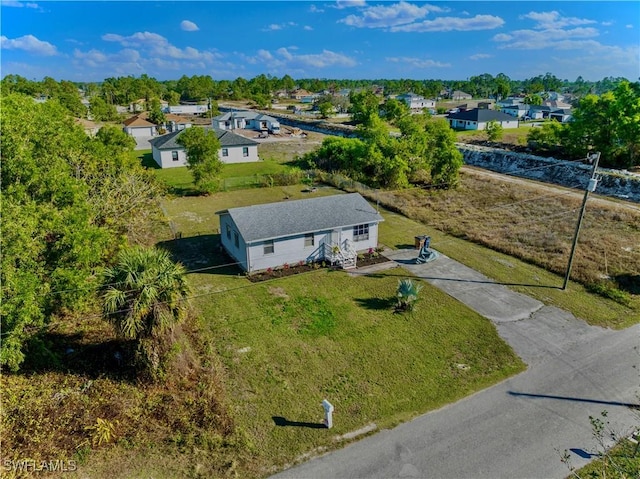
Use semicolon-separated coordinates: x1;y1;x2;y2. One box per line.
469;53;492;60
263;22;297;31
1;1;39;8
1;34;57;55
339;1;446;28
266;23;282;31
391;14;504;32
386;56;450;68
493;26;599;49
521;11;596;29
304;25;313;31
246;47;356;71
73;48;142;73
626;24;633;29
180;20;199;31
335;0;366;9
310;4;324;13
548;44;639;80
602;21;613;26
102;30;218;62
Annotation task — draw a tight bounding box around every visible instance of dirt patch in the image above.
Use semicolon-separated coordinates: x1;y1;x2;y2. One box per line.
268;286;289;299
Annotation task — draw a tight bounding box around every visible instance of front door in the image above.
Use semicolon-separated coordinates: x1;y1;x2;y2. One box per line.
331;229;341;246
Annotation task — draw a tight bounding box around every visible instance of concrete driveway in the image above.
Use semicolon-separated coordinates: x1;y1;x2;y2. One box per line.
273;249;639;479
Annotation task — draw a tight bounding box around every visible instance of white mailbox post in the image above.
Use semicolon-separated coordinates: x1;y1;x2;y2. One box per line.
322;399;334;429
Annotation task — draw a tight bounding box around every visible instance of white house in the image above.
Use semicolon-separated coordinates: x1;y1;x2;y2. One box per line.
397;93;436;110
123;115;157;137
217;193;384;273
168;104;209;114
451;90;472;100
447;108;519;130
149;127;259;169
549;108;573;123
501;104;528;119
212;111;280;134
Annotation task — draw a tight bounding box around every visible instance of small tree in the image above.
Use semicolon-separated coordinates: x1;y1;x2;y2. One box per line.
486;120;504;142
101;246;190;377
318;101;334;119
148;97;166;126
177;126;222;193
396;279;423;312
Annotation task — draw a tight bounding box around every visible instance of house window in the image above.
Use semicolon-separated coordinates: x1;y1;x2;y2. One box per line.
264;240;274;255
172;151;179;161
243;147;249;157
222;148;229;157
226;224;231;240
304;233;314;247
234;231;239;248
353;224;369;242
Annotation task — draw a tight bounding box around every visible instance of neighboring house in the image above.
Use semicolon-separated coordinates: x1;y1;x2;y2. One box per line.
75;118;100;136
501;104;528;119
148;127;259;169
163;113;192;133
397;93;436;110
123;115;157;137
290;89;312;100
300;94;320;104
212;111;281;134
447;108;519;130
451;90;472;100
217;193;384;273
168;104;209;114
496;97;524;108
543;99;572;110
549;109;573;123
527;105;552;120
129;98;146;112
477;101;493;110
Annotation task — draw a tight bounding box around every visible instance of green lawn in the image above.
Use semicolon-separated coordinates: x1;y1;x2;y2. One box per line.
130;149;295;195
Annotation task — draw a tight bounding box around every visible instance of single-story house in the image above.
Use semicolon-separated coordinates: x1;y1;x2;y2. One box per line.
496;97;524;108
217;193;384;273
168;104;209;114
212;111;280;134
397;93;436;110
549;109;573;123
447;108;519;130
527;105;552;120
75;118;100;136
501;104;528;119
451;90;472;100
123;115;157;137
164;113;192;132
149;127;259;168
290;89;313;100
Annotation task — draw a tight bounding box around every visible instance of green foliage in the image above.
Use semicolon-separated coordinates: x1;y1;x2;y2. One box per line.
85;418;119;447
95;125;136;153
382;98;410;124
486;120;504;141
396;278;423;312
177;127;223;193
89;96;119;121
349;89;380;126
101;246;190;377
563;81;640;168
318;101;334;118
523;94;543;105
526;121;566;153
1;92;163;371
147;97;166;125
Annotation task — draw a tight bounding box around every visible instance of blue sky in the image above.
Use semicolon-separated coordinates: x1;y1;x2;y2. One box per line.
1;1;639;82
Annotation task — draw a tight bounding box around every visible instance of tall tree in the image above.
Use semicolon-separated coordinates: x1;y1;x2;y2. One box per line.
349;90;380;126
177;127;222;192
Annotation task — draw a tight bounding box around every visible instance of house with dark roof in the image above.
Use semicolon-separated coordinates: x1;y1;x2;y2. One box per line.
149;127;259;168
217;193;384;273
501;103;528;119
447;108;519;130
212;111;281;134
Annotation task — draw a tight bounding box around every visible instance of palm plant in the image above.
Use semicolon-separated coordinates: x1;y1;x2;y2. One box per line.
101;246;190;374
396;278;423;312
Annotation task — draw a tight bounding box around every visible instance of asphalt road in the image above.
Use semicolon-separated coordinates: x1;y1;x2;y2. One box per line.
273;250;640;479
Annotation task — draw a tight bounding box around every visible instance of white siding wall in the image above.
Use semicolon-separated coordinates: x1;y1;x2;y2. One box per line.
241;222;380;273
219;215;249;271
153;148;188;168
219;145;259;164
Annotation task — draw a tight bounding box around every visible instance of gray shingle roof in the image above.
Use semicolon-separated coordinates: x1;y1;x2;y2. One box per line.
149;127;258;150
213;111;278;123
447;108;516;122
218;193;384;243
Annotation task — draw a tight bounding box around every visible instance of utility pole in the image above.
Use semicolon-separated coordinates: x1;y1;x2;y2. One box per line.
563;151;600;290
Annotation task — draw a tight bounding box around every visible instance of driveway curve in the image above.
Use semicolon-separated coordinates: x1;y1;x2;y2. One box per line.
272;250;639;479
